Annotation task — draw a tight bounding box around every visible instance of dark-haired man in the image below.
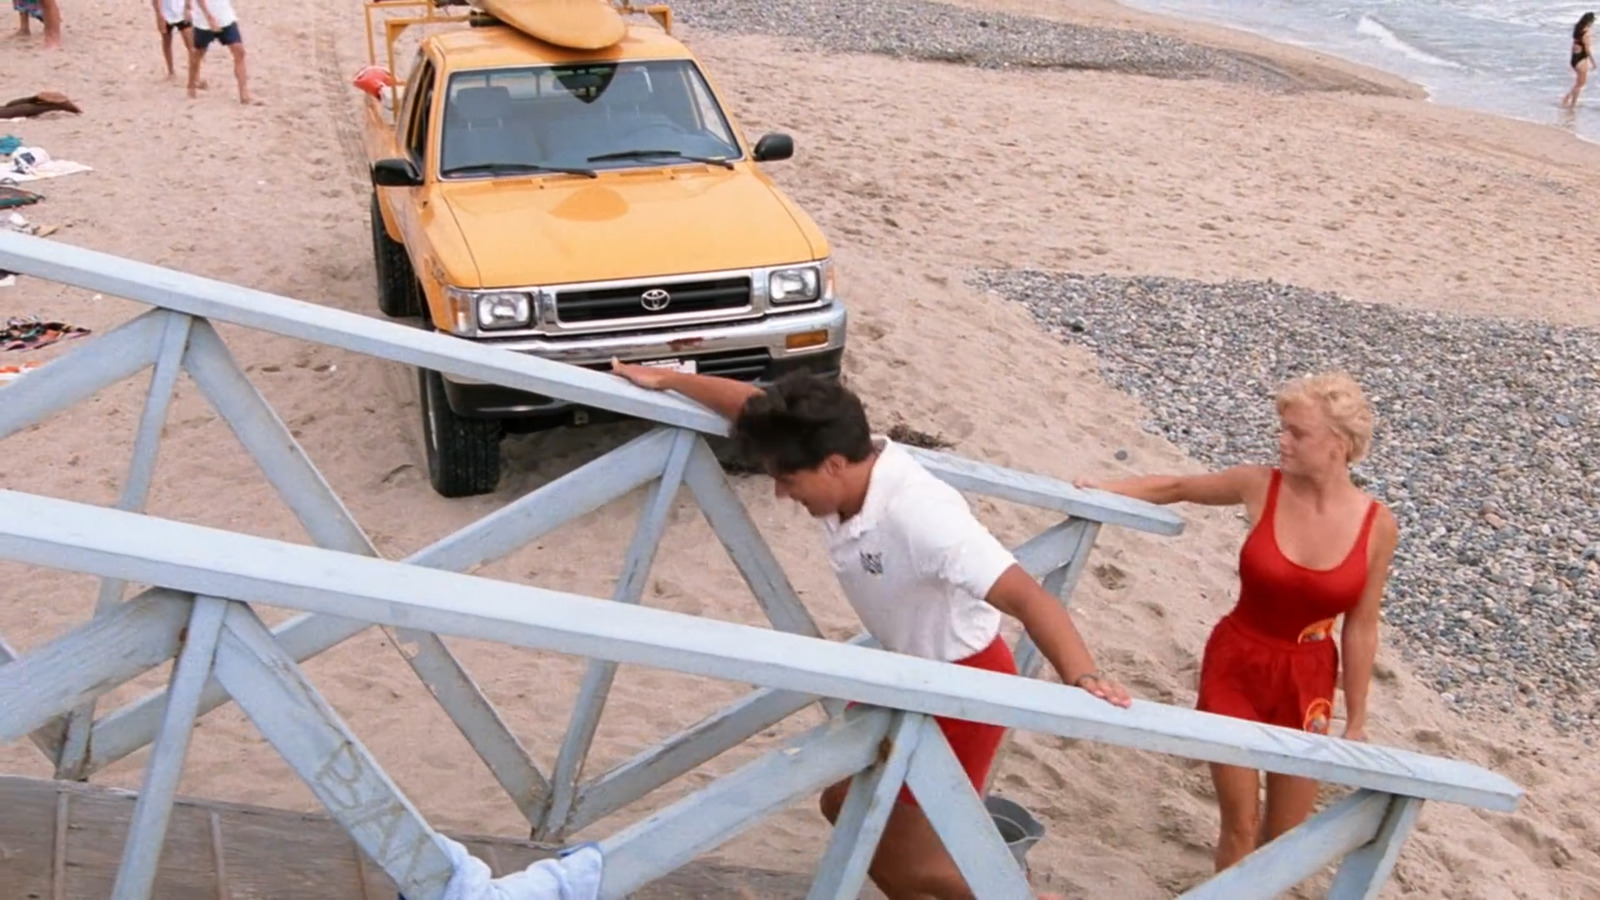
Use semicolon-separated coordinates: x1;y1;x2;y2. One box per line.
610;359;1128;900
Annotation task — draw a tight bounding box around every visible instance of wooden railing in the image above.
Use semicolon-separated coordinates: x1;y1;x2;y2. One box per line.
0;231;1522;900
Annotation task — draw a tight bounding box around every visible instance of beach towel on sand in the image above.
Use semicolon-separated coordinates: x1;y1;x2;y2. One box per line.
400;837;603;900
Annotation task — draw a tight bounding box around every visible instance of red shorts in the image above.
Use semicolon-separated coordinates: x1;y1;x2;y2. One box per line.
850;634;1017;806
1195;614;1338;733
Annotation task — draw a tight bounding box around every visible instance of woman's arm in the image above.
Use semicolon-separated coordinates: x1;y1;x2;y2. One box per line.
610;358;762;424
1340;506;1399;741
1076;465;1271;507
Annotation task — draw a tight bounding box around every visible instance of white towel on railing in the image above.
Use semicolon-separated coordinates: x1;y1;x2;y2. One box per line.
436;836;603;900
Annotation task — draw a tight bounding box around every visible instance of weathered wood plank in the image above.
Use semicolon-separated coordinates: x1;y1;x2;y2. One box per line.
80;427;672;780
806;710;923;900
0;631;67;761
0;590;193;745
1328;796;1425;900
1178;789;1392;900
903;716;1031;899
0;306;167;442
0;775;819;900
209;604;455;900
598;709;893;898
56;310;194;782
111;596;229;900
0;489;1525;812
903;445;1185;536
683;437;822;638
540;428;696;839
568;632;877;834
0;231;728;435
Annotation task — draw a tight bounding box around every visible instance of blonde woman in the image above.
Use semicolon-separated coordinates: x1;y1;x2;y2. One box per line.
1075;372;1398;871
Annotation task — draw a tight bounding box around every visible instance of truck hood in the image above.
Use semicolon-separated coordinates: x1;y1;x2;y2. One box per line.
437;170;820;288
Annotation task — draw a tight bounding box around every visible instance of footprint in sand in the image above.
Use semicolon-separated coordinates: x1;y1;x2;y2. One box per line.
1093;562;1129;591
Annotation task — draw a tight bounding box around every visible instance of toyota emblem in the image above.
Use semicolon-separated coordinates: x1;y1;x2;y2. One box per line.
640;288;671;311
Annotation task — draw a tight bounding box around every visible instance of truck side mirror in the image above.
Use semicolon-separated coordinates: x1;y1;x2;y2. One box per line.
751;133;794;163
371;157;423;187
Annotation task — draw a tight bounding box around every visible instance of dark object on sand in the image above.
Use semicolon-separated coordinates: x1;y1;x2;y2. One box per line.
887;421;955;450
0;184;44;209
3;316;92;352
0;92;82;119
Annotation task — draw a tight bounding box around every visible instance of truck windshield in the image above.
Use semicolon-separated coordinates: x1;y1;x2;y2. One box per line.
439;60;743;177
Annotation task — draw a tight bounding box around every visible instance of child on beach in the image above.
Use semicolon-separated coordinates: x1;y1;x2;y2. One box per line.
1075;371;1398;873
152;0;195;82
609;360;1129;900
13;0;40;36
1565;12;1594;109
187;0;253;104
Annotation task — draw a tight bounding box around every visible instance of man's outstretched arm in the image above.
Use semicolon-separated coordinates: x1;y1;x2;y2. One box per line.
611;358;762;424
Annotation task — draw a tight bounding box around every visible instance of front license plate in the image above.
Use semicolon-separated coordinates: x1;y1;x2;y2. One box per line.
642;358;697;375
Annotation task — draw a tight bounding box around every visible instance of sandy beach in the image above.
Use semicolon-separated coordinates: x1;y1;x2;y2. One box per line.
4;0;1600;896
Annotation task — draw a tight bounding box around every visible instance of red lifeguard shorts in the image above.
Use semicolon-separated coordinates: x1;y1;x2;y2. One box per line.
850;634;1017;806
1195;615;1339;733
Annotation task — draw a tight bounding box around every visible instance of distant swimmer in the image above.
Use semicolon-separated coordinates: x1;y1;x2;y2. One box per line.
1563;11;1594;109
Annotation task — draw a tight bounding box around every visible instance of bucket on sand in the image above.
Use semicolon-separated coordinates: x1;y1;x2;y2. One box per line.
984;794;1045;867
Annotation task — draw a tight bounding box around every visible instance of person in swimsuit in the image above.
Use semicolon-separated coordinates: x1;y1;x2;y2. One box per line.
1075;371;1398;872
610;360;1130;899
1564;12;1595;109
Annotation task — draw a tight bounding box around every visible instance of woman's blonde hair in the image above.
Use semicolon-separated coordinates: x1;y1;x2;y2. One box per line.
1275;371;1374;463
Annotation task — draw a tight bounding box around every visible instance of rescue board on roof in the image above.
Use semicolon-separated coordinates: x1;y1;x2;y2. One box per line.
470;0;627;50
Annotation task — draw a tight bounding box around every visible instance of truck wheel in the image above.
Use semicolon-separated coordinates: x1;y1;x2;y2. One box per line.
418;367;504;497
371;192;421;318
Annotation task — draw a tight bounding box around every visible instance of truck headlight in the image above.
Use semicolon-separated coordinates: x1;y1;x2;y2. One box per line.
769;265;821;304
447;288;535;332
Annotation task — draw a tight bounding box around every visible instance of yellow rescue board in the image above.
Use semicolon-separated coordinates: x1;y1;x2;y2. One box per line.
475;0;627;50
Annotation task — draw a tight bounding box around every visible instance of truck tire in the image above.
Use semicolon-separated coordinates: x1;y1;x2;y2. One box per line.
418;366;504;498
370;192;421;319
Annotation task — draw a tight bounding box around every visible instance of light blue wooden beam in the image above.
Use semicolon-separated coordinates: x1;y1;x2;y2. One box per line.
597;708;894;898
539;428;697;840
0;231;728;435
1328;796;1425;899
902;715;1031;898
56;311;194;781
0;632;67;760
683;437;822;639
567;632;877;833
903;445;1185;536
109;595;227;900
1179;789;1393;899
806;710;924;900
0;590;193;744
0;490;1525;813
181;319;552;825
0;307;167;441
210;603;455;900
78;429;670;778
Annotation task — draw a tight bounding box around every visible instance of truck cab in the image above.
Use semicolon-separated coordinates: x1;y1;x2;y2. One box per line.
360;0;847;497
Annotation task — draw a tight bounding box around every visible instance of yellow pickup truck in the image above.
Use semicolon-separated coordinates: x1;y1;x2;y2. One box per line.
358;0;847;497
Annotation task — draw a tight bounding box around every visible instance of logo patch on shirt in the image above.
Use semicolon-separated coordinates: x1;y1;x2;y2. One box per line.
859;550;884;576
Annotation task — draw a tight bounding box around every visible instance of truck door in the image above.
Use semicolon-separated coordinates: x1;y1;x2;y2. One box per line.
394;55;441;322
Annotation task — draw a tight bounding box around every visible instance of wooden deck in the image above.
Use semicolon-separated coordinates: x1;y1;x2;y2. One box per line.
0;776;812;899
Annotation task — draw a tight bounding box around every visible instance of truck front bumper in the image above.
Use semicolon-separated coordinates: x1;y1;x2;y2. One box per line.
439;303;848;420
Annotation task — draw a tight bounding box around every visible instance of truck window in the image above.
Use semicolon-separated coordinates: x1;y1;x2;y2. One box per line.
404;58;438;165
438;60;743;177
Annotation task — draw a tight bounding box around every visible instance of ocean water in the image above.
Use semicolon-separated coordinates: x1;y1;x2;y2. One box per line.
1115;0;1599;142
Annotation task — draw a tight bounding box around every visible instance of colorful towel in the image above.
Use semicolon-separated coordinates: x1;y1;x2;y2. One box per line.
3;316;92;352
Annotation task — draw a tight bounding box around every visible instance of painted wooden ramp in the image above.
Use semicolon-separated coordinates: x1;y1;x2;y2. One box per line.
0;776;811;899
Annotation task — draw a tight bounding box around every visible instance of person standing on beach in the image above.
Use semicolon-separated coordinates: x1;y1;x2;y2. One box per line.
153;0;195;82
610;360;1129;900
1565;12;1594;109
188;0;253;104
14;0;57;47
1074;371;1398;873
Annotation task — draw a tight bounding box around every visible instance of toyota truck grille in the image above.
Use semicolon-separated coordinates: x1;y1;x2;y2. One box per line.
555;277;753;324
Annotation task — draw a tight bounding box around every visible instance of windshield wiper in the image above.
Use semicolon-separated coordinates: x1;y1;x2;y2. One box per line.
441;162;598;179
586;149;734;169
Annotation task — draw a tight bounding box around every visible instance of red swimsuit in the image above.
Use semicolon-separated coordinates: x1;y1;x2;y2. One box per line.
1196;469;1380;734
